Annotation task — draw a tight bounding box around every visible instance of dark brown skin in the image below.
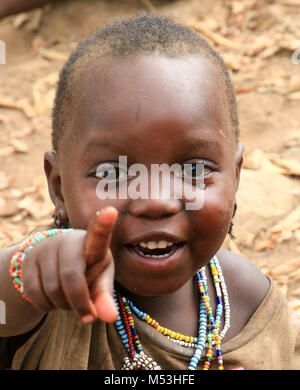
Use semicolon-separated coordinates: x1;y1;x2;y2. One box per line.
0;53;269;342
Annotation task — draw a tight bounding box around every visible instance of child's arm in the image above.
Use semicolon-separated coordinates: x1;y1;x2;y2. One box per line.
0;207;118;337
0;244;47;337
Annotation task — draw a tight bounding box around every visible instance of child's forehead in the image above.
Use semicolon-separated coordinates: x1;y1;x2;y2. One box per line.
62;53;233;152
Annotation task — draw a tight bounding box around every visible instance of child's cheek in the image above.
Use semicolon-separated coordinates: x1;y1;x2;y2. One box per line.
63;183;126;229
188;184;234;244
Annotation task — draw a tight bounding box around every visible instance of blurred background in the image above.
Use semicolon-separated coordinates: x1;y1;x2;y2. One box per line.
0;0;300;303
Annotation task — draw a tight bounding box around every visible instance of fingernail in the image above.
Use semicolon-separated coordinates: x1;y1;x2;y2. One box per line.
81;314;95;324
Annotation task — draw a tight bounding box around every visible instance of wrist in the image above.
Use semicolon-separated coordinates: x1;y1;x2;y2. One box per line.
9;228;73;301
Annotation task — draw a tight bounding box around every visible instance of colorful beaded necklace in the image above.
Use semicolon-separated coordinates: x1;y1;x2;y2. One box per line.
114;255;230;370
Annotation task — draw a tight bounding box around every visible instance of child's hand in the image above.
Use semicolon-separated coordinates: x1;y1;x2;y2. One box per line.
22;207;119;325
84;207;119;324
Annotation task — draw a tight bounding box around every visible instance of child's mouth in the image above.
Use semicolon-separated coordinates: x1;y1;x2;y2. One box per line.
128;240;183;258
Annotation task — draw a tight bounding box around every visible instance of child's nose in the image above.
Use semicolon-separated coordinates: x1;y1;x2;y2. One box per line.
129;198;182;219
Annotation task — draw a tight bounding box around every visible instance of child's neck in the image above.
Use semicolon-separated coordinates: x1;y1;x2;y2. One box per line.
117;270;218;338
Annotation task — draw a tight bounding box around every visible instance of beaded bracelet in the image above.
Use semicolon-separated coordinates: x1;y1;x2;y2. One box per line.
9;228;73;301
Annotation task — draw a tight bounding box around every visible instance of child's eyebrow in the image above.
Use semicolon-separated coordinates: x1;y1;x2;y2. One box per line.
82;140;123;156
181;138;224;155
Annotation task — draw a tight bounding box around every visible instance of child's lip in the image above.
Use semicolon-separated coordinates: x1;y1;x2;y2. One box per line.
124;242;186;273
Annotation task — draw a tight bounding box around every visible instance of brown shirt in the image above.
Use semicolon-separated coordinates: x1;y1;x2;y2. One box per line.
4;278;300;370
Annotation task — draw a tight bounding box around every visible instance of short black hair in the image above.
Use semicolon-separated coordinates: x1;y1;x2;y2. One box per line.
52;13;239;152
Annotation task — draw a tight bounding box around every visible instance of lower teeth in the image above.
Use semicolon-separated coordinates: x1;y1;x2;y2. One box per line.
135;246;174;258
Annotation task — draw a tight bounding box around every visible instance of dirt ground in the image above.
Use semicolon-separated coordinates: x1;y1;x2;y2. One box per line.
0;0;300;304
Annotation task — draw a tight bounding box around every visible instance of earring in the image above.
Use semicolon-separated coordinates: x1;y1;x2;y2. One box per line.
228;203;237;240
52;211;70;229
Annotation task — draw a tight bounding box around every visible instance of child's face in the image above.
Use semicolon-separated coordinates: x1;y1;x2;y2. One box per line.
46;53;243;297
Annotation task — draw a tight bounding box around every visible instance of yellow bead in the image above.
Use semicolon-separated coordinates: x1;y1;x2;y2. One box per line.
185;336;190;342
170;331;176;338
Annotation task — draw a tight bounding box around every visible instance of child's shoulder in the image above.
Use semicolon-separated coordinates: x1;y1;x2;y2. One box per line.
217;248;271;341
218;248;270;297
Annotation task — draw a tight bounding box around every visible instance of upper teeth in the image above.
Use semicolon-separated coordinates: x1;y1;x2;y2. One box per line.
139;241;174;249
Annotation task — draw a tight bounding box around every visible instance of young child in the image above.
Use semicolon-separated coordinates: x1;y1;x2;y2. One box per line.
0;13;299;370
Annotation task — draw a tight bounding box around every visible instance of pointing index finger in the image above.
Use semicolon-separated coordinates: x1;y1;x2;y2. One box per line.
84;207;118;268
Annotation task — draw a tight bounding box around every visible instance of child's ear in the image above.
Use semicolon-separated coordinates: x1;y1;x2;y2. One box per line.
44;151;68;221
235;142;244;192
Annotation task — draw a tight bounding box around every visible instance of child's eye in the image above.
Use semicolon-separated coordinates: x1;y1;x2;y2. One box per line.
180;162;213;179
95;163;127;182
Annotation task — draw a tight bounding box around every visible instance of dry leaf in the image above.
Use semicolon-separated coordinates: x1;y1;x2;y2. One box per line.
243;149;286;173
269;206;300;234
0;97;36;118
10;139;28;153
268;155;300;176
12;13;30;28
287;74;300;93
254;238;277;251
235;85;260;93
295;230;300;243
0;172;10;190
38;48;68;62
277;0;300;5
32;72;58;114
188;21;244;51
259;46;281;59
288;91;300;100
32;35;46;52
24;9;42;32
18;196;53;220
0;198;18;217
0;146;14;159
9;126;35;139
247;35;275;56
268;259;300;277
230;0;257;14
